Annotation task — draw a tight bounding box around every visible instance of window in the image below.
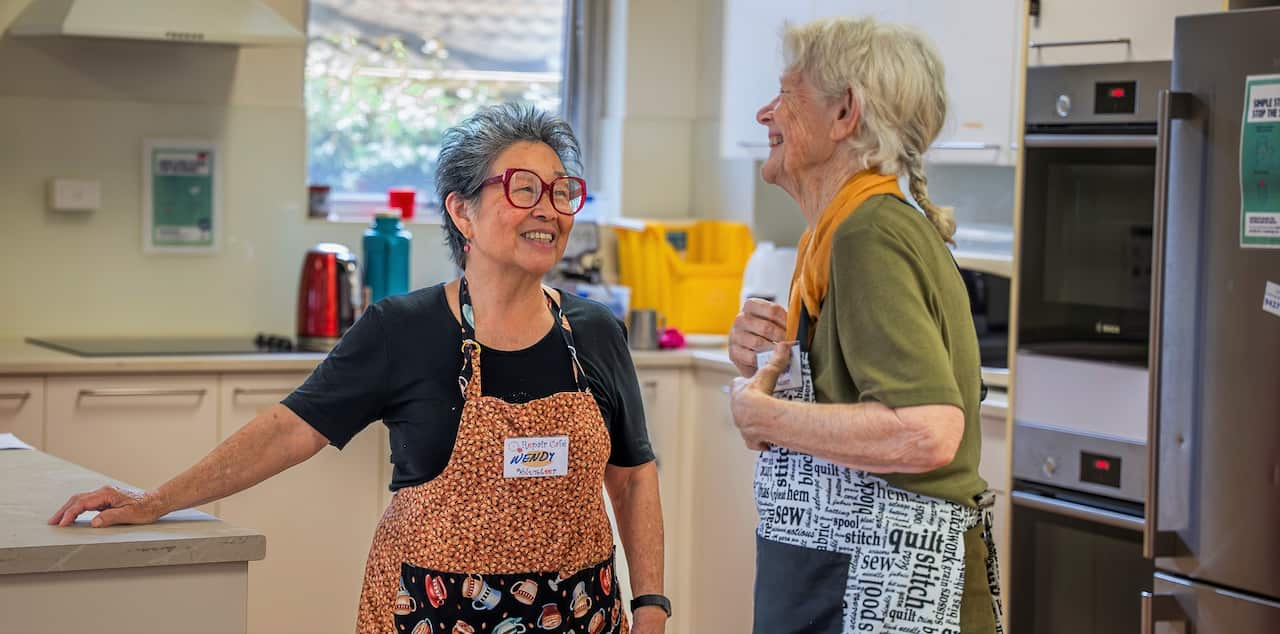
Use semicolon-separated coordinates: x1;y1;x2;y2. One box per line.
306;0;569;219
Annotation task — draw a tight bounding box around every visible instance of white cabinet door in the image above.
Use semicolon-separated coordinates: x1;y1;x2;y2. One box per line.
45;374;219;513
687;366;759;634
217;373;383;634
0;377;43;449
915;0;1023;165
720;0;815;159
1028;0;1222;66
633;368;690;633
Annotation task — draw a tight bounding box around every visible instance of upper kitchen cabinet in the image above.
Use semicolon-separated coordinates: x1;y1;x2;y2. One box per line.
1028;0;1223;66
720;0;1026;166
720;1;814;159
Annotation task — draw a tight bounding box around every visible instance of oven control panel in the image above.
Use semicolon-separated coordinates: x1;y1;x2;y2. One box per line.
1013;422;1147;504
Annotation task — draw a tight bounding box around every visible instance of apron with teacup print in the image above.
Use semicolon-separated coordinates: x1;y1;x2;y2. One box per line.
752;308;1004;634
356;278;627;634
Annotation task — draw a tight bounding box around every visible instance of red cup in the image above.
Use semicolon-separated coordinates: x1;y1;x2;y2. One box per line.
388;188;416;220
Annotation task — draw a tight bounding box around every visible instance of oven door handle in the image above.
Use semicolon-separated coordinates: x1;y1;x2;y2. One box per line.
1023;134;1156;149
1010;490;1145;532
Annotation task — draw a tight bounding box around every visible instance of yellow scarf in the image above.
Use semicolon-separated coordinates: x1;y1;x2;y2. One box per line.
787;170;904;342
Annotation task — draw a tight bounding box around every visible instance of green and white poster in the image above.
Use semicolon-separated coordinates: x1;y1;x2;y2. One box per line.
1241;74;1280;249
142;139;220;253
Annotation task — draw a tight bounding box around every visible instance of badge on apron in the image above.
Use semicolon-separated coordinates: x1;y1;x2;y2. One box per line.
756;343;803;391
503;436;570;478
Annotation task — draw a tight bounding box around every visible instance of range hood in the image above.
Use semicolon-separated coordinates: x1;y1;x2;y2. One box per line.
7;0;303;46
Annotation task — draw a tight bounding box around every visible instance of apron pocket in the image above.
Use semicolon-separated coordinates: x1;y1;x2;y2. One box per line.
397;554;624;634
753;535;850;634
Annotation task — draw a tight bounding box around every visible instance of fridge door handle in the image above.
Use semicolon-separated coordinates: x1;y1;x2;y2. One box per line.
1140;592;1185;633
1146;89;1193;560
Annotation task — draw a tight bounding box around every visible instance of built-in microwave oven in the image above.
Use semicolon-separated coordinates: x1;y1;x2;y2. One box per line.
959;266;1010;371
1017;61;1169;367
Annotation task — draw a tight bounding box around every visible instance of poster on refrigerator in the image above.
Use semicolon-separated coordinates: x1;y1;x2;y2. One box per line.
1241;75;1280;249
142;139;220;254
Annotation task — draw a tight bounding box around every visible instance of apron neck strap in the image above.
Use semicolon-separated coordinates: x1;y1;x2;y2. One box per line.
456;276;591;398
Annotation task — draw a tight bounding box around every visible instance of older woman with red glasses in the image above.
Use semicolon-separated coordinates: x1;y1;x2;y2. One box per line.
49;103;667;634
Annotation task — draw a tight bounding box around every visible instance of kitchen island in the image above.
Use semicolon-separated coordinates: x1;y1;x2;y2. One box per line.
0;447;265;634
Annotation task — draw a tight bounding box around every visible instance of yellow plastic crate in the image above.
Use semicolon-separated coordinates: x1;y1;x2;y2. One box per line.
614;220;754;335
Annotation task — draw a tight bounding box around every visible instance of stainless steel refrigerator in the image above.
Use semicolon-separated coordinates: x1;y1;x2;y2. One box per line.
1145;6;1280;632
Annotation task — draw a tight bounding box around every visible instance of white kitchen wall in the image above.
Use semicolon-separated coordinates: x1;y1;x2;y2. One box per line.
0;0;454;338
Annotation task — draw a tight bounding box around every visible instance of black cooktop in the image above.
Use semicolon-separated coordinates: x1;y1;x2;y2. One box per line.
27;334;295;357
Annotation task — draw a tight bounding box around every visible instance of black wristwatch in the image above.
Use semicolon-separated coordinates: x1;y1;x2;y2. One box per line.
630;594;672;617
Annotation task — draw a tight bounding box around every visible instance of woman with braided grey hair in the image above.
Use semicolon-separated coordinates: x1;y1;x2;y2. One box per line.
726;16;1003;633
51;103;666;634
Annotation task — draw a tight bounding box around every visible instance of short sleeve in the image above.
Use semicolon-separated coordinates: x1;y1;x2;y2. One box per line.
281;305;391;449
577;307;655;467
830;225;963;409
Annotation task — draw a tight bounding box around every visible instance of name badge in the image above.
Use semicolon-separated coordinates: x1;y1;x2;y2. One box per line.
503;436;570;478
757;344;802;391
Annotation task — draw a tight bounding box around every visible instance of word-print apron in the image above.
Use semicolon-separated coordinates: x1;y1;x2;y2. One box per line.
357;278;627;634
753;308;1004;633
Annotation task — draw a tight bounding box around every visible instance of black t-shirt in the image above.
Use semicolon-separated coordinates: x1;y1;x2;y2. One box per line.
282;283;655;491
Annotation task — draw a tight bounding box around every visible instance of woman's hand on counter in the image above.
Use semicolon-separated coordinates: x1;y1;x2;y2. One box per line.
48;485;166;528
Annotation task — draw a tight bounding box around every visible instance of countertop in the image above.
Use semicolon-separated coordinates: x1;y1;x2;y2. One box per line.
0;338;734;375
0;448;265;576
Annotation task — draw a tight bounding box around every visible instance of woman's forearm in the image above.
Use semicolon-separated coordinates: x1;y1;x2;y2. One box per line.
604;462;665;599
738;394;964;474
150;404;328;513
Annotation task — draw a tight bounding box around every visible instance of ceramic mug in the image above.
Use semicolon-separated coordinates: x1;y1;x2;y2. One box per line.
393;587;417;616
426;575;448;608
588;610;605;634
512;578;538;605
571;581;593;619
492;617;528;634
538;603;563;629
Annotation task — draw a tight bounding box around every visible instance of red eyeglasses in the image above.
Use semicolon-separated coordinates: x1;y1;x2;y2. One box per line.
480;168;587;215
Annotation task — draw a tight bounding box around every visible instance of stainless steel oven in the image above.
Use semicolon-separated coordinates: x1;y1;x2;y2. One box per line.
1011;424;1154;634
1018;61;1169;366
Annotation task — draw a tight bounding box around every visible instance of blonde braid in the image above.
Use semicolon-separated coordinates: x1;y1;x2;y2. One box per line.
906;151;955;245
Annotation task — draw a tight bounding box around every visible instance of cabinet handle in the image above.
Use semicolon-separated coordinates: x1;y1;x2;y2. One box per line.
0;391;31;401
232;387;295;398
640;380;659;392
930;142;1001;151
77;388;207;399
1028;37;1130;49
1140;592;1185;633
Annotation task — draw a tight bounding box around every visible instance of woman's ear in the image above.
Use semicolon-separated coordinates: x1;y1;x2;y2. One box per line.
830;88;860;142
444;191;472;239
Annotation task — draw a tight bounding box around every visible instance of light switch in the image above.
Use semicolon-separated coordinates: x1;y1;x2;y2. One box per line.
47;178;101;211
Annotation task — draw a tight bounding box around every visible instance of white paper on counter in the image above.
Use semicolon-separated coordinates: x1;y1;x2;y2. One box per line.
0;433;34;450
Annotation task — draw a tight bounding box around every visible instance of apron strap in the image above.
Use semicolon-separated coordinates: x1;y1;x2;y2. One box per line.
456;277;591;399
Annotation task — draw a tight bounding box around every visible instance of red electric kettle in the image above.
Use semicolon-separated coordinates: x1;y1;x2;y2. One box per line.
297;243;359;352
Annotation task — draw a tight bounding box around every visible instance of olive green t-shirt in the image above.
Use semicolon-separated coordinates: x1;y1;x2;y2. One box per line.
809;194;986;504
808;195;997;631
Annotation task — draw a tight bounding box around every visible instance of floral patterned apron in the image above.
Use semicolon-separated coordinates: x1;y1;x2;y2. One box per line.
356;278;627;634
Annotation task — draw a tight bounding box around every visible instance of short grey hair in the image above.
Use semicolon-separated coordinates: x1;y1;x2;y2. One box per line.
435;103;583;268
783;17;955;244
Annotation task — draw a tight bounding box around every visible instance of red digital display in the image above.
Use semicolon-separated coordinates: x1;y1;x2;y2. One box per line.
1109;87;1126;98
1093;458;1112;471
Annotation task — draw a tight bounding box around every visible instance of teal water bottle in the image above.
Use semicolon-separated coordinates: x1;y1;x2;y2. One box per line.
362;210;412;305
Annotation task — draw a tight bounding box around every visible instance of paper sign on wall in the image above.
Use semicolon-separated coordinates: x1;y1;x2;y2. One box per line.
142;139;220;254
1241;75;1280;249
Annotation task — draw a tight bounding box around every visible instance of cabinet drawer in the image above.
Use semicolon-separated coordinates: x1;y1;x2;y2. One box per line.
0;376;44;449
218;373;382;634
45;375;218;507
